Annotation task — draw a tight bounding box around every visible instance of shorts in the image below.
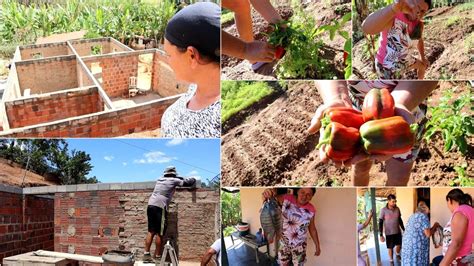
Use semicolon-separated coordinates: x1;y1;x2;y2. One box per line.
375;56;417;80
348;81;428;164
386;233;402;249
278;240;307;266
147;205;168;236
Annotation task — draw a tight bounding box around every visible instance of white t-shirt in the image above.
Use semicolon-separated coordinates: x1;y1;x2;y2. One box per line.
211;239;221;266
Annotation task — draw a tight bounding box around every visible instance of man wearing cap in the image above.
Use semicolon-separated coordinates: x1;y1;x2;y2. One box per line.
143;166;196;262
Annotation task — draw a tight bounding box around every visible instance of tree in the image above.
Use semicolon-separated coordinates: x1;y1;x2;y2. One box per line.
0;139;98;185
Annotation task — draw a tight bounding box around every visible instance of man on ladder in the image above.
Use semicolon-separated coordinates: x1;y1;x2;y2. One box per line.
143;166;197;264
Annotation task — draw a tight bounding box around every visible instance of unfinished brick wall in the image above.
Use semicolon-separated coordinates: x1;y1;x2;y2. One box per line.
1;96;178;137
151;52;188;97
0;191;54;262
54;189;219;261
100;54;139;98
5;87;104;129
19;43;69;60
16;56;78;95
71;38;129;57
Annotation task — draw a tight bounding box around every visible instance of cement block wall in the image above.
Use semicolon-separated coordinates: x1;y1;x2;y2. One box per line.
0;96;179;137
16;56;78;95
19;42;70;60
5;87;104;129
54;189;219;261
100;54;139;98
0;190;54;262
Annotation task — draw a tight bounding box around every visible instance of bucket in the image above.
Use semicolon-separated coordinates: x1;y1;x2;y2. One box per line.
102;250;135;265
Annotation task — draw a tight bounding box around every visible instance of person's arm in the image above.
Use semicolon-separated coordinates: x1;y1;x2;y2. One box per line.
362;0;419;35
417;23;429;69
391;81;438;111
379;218;384;237
440;213;468;266
200;248;217;266
399;216;405;232
424;222;440;238
249;0;282;24
262;188;284;205
309;216;321;256
221;30;275;62
361;210;374;230
182;177;196;187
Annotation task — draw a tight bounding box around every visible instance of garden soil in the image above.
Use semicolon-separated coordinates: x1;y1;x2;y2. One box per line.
352;5;473;79
221;0;350;80
221;81;473;187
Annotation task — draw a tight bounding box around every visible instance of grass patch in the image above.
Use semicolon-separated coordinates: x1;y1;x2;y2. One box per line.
464;32;474;53
0;59;10;77
443;16;461;28
455;2;474;12
221;11;234;25
221;81;274;123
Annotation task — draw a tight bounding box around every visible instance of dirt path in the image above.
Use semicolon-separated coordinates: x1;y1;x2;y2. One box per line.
221;0;350;80
221;81;473;187
0;159;59;187
352;5;473;80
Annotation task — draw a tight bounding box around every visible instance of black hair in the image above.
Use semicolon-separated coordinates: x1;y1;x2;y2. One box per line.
446;189;473;206
417;197;430;209
293;187;316;196
387;194;396;200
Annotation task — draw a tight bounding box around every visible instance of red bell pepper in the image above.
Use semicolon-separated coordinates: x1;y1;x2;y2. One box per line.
362;88;395;122
324;107;365;129
360;116;418;155
317;121;360;161
275;46;286;59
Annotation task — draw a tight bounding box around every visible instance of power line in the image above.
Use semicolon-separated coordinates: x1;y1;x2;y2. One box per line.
113;139;219;175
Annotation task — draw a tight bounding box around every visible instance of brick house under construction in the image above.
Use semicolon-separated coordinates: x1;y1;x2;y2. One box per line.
0;37;188;137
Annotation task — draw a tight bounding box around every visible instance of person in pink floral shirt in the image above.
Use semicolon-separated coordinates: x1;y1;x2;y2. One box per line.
263;187;321;265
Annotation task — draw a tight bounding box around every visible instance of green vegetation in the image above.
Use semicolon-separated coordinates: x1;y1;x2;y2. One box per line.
221;10;234;25
221;190;241;237
451;163;474;187
455;2;474;11
0;0;176;51
272;7;351;79
221;81;275;122
464;32;474;54
443;16;461;28
0;139;98;184
425;88;473;155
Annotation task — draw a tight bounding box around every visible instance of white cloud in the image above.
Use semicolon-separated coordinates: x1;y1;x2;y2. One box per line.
133;151;174;164
187;170;199;176
104;155;114;161
166;139;185;146
122;162;128;166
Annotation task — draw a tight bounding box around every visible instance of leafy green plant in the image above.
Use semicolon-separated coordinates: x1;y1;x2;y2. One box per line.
425;88;474;155
450;163;474;187
221;81;274;122
221;191;241;231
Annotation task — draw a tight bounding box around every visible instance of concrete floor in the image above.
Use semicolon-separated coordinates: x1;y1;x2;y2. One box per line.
364;235;402;266
224;236;275;266
111;92;162;108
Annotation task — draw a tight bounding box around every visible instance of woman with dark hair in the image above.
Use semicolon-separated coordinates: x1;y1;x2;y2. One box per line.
433;189;474;266
401;199;440;265
160;2;220;138
262;187;321;265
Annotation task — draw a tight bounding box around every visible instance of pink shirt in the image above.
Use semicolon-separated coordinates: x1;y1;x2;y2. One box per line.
376;12;419;70
452;205;474;258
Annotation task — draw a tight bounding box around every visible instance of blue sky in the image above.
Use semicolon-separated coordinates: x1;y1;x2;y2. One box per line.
66;139;220;183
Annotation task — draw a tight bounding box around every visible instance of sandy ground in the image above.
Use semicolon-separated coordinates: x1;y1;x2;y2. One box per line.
0;159;59;187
